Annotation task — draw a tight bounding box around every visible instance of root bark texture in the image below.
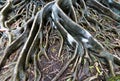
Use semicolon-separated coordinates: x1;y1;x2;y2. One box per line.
0;0;120;80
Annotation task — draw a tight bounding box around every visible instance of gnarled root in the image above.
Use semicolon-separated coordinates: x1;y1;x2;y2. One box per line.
0;0;120;81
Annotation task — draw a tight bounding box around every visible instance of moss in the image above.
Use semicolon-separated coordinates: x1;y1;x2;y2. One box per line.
107;75;120;81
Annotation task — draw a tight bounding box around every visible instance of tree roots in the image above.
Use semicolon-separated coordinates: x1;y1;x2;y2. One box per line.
0;0;120;81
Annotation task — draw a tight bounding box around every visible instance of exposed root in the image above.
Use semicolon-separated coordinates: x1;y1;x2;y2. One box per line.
86;0;120;22
0;0;12;28
34;51;41;81
0;17;33;69
52;44;78;81
0;0;120;80
57;32;64;57
84;73;98;81
12;11;42;81
5;8;25;28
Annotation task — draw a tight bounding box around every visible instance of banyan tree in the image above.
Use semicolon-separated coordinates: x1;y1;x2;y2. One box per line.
0;0;120;81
